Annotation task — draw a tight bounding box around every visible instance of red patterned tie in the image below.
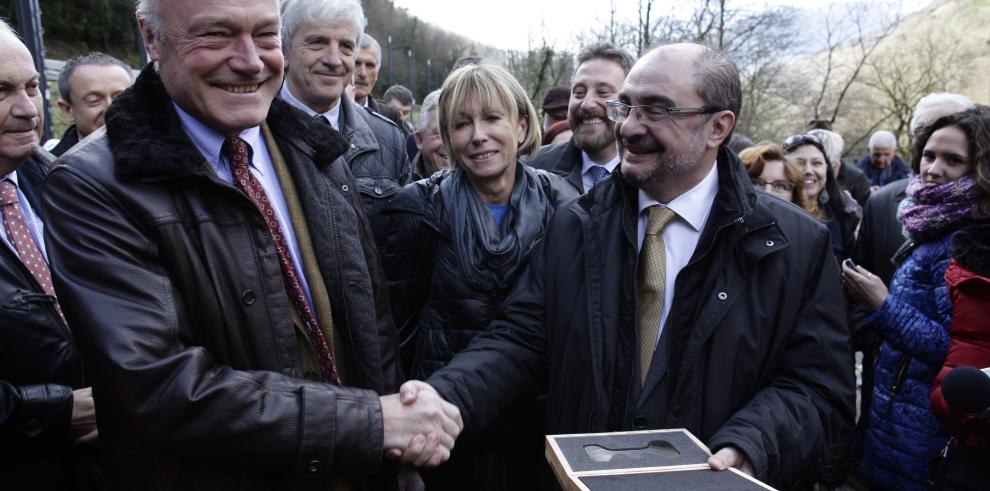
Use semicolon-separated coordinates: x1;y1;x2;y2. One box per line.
222;137;340;384
1;179;62;318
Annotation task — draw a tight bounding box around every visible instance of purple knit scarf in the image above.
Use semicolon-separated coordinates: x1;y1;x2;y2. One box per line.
897;175;977;242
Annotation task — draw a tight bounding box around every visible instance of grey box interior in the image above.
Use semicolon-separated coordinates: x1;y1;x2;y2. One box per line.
554;431;710;473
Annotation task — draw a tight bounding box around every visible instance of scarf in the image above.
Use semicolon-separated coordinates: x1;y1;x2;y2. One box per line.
897;175;977;242
440;161;554;292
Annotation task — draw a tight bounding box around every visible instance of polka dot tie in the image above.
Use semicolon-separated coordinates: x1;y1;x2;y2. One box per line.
1;179;62;319
638;206;677;387
222;137;340;385
588;165;611;187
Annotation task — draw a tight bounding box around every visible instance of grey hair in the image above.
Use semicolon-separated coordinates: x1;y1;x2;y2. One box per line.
416;89;441;132
868;130;897;150
281;0;365;48
575;42;635;76
135;0;164;38
909;92;976;138
807;129;845;167
58;52;133;103
359;33;382;68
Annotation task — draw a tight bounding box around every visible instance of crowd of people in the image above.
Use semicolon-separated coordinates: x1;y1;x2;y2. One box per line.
1;0;988;490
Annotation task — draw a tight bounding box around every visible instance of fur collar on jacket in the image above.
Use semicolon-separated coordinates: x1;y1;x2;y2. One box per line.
104;64;347;183
951;221;990;277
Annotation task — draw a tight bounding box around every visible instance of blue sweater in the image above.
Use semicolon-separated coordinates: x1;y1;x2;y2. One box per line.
859;232;955;491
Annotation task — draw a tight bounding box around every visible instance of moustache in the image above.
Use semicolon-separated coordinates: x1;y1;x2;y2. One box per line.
4;120;38;133
621;134;664;154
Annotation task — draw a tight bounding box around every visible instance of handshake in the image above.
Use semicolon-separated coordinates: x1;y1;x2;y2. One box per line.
380;380;463;468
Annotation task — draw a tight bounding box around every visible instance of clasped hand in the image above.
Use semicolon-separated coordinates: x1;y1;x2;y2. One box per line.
380;380;463;468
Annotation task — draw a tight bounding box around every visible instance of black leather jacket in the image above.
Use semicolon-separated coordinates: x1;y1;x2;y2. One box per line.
1;151;86;490
42;66;401;490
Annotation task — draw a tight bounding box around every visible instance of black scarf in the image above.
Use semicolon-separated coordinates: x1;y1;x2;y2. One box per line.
440;161;554;292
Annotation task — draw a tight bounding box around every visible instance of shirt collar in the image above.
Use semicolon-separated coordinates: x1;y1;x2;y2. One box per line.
581;151;620;176
173;102;265;173
279;84;341;130
637;160;719;232
3;171;19;186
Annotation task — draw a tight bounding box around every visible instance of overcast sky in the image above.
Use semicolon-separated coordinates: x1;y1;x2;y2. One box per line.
391;0;933;52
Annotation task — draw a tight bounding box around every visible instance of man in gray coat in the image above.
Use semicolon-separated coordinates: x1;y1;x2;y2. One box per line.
279;0;410;248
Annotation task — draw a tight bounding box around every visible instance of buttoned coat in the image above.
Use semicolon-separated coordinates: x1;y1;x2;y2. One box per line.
427;148;854;488
42;66;401;490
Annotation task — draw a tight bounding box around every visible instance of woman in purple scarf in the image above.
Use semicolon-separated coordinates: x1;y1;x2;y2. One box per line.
842;109;990;491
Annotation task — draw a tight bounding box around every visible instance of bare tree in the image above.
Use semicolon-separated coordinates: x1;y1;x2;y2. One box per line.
809;2;901;127
859;28;971;154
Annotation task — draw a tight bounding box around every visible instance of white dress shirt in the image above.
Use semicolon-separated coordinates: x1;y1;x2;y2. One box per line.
174;103;315;310
636;161;719;341
279;85;342;130
580;151;620;192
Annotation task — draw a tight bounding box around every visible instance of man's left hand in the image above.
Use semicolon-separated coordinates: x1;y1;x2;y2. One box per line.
708;446;755;477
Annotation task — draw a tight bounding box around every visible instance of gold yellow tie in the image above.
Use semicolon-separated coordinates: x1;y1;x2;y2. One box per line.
638;206;678;386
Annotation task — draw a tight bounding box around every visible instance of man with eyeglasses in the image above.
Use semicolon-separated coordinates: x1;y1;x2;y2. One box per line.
401;43;853;489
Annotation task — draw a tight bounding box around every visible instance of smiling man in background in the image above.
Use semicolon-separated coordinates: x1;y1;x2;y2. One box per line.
280;0;410;249
529;42;634;194
51;52;133;156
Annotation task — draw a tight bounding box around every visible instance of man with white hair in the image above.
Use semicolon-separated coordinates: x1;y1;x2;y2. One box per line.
409;89;448;180
279;0;411;249
352;33;405;129
40;0;460;488
855;130;910;190
0;19;99;490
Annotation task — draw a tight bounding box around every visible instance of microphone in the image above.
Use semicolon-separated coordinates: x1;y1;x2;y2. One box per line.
942;366;990;415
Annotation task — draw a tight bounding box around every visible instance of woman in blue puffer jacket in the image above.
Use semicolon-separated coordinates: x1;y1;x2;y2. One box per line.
842;109;990;491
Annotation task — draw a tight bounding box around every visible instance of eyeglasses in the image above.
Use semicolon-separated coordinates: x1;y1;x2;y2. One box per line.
605;100;710;124
782;133;823;152
751;178;796;193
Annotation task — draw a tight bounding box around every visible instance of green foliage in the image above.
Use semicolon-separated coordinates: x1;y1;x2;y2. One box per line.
1;0;141;65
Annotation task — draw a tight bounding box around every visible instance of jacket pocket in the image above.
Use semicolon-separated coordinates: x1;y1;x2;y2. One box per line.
3;289;55;313
354;176;401;201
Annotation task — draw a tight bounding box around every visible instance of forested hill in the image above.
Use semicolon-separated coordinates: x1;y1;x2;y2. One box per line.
0;0;493;101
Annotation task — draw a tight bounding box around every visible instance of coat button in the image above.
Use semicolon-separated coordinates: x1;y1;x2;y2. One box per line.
374;186;383;195
308;458;320;473
672;404;683;417
633;416;647;429
717;292;728;301
241;290;256;305
341;184;349;192
765;240;775;247
26;417;41;429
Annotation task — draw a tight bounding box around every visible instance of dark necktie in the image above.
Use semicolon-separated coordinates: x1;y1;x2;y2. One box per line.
638;206;677;386
588;165;610;186
222;137;340;384
1;179;62;318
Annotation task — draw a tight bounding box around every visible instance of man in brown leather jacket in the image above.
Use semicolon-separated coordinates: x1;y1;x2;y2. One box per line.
40;0;460;489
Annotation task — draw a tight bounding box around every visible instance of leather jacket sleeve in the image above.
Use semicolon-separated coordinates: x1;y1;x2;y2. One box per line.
707;229;855;484
41;165;386;478
0;381;73;452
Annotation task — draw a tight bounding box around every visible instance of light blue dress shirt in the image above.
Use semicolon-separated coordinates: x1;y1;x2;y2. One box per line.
173;103;315;310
